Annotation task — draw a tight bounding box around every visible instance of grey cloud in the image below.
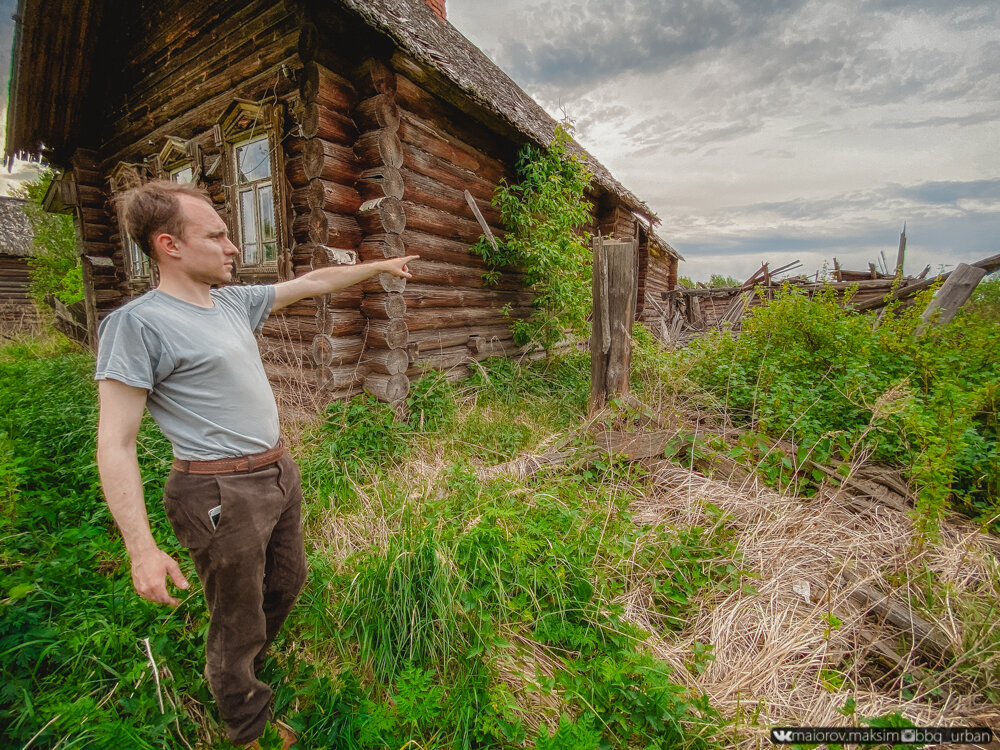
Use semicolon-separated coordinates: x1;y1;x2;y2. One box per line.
494;0;805;90
894;180;1000;206
726;179;1000;225
493;0;999;118
675;208;1000;267
875;110;1000;129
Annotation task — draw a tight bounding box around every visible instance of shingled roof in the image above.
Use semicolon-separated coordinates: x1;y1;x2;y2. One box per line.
0;198;35;258
6;0;660;226
337;0;659;225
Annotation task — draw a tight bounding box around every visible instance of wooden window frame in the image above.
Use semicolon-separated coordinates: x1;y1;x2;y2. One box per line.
109;162;156;289
217;100;288;283
158;136;197;185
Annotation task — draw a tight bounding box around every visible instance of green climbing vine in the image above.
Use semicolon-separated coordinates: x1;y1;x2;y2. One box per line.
474;124;593;349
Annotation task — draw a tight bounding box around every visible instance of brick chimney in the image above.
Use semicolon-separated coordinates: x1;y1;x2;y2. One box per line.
425;0;446;20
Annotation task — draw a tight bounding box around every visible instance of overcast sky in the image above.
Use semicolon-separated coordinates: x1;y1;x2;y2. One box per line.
2;1;997;281
448;0;1000;281
0;0;39;197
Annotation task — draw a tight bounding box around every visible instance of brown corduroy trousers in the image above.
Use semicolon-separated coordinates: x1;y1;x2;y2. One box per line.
163;452;307;745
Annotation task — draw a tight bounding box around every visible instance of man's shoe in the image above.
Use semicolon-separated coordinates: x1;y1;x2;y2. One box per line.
240;720;298;749
275;721;298;749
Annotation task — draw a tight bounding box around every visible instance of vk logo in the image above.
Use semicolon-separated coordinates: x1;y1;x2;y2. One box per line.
772;729;794;743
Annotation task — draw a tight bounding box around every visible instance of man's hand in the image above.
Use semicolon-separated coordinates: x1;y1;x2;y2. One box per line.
131;547;190;606
98;379;188;607
380;255;417;278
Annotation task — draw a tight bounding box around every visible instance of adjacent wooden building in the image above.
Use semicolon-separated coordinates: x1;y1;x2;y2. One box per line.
0;197;38;332
6;0;679;402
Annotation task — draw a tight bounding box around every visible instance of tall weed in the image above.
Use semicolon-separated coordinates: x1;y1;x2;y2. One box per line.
675;285;1000;531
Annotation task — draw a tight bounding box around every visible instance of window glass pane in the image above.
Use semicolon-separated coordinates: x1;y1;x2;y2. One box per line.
170;166;193;183
258;184;275;243
236;136;271;183
128;236;148;277
244;242;260;266
263;242;277;264
239;190;257;246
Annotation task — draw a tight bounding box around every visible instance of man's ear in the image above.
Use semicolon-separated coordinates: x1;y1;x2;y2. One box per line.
153;231;180;260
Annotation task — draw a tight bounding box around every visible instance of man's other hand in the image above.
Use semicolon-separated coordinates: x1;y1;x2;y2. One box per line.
131;547;190;605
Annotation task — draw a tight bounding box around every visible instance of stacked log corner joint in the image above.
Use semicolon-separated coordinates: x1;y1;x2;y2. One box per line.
352;58;411;404
287;47;368;398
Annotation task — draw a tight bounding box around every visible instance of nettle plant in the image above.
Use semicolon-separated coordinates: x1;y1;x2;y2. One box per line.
474;124;594;349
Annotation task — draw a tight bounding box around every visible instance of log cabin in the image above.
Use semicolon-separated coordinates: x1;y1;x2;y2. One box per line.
5;0;680;403
0;197;38;332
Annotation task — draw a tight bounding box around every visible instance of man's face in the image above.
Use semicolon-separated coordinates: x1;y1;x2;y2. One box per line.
170;195;240;285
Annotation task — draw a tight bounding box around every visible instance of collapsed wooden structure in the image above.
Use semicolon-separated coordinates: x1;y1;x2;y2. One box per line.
5;0;680;403
655;249;1000;346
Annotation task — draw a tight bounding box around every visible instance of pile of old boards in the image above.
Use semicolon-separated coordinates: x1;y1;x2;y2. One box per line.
657;252;1000;346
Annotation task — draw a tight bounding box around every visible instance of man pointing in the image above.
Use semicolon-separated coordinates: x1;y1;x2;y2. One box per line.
95;180;415;748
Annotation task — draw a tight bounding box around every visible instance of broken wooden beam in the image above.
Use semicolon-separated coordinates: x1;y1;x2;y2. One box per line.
914;263;988;336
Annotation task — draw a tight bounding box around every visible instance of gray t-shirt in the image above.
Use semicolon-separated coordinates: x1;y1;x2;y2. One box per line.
95;286;280;460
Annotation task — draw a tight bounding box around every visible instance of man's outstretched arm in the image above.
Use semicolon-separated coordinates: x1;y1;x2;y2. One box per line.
271;255;418;311
96;378;189;606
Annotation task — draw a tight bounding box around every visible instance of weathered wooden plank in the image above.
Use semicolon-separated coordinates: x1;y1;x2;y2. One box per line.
406;305;530;332
590;238;637;412
403;283;533;309
400;142;495;205
406;324;513;352
915;263;987;335
401;201;483;244
400;168;502;228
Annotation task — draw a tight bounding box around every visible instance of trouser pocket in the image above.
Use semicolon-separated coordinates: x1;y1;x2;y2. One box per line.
163;470;222;552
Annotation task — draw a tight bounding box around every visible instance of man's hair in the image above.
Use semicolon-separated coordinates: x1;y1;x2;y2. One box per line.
120;180;212;258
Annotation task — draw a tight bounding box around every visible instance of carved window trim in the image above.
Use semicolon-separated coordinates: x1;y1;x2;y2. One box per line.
158;136;199;184
216;99;288;282
109;162;156;287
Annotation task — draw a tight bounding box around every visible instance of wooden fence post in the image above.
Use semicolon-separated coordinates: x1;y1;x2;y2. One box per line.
590;237;638;413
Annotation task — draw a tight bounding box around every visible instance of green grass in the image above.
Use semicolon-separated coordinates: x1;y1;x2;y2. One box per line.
10;289;994;748
1;342;725;749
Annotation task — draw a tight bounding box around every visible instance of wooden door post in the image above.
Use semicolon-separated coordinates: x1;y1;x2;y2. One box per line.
590;237;638;413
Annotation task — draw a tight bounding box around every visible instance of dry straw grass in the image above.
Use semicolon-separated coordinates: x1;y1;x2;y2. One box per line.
291;362;999;745
628;464;1000;747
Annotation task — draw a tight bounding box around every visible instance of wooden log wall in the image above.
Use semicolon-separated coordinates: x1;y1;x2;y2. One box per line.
95;1;316;393
387;65;526;384
74;149;124;346
0;256;39;331
285;43;366;400
351;58;410;403
640;254;676;330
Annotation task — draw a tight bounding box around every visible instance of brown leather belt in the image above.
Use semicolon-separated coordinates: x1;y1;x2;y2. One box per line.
172;442;285;475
